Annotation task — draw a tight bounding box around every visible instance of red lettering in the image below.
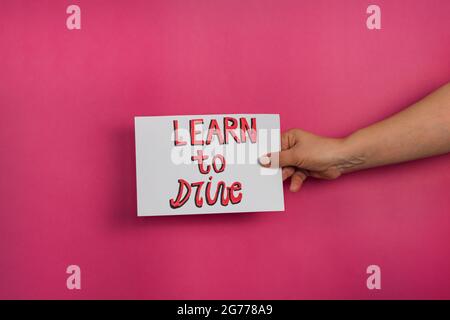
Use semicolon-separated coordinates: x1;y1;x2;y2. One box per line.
229;182;243;204
190;119;204;145
191;181;205;208
173;120;187;146
173;117;257;146
223;117;240;144
212;154;226;173
169;179;191;209
239;117;257;143
170;177;243;209
191;150;210;174
206;119;225;145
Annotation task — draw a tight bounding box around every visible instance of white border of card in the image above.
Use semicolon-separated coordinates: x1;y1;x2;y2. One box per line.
134;114;285;216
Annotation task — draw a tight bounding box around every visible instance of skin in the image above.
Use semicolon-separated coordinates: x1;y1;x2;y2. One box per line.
260;82;450;192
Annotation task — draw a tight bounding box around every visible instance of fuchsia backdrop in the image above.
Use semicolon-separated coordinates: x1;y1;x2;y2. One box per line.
1;0;450;299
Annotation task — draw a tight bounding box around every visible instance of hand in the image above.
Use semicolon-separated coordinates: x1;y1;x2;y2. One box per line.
259;84;450;192
259;129;364;192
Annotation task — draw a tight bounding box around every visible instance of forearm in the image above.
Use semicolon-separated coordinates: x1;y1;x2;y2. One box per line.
339;82;450;174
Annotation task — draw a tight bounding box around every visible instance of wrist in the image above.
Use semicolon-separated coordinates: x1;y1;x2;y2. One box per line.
334;133;367;174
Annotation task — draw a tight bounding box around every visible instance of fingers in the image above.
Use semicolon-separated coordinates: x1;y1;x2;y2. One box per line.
259;149;298;168
289;170;308;192
259;129;301;168
261;158;307;191
282;167;295;181
281;129;297;151
263;160;308;192
278;149;299;167
284;168;308;192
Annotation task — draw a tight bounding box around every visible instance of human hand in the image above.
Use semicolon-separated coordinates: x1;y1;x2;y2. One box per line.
259;84;450;192
259;129;363;192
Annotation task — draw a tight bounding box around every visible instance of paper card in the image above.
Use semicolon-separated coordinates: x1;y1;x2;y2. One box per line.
134;114;284;216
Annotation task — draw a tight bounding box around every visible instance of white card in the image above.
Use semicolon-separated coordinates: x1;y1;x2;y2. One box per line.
134;114;284;216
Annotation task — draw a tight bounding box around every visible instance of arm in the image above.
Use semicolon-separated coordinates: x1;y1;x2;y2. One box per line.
261;82;450;192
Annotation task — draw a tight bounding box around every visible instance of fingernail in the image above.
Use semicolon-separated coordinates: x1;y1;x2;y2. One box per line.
258;155;271;167
290;184;299;193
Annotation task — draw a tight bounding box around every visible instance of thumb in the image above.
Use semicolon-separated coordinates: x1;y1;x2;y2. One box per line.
259;149;298;168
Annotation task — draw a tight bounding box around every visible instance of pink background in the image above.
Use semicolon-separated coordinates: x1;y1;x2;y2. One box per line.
1;0;450;299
